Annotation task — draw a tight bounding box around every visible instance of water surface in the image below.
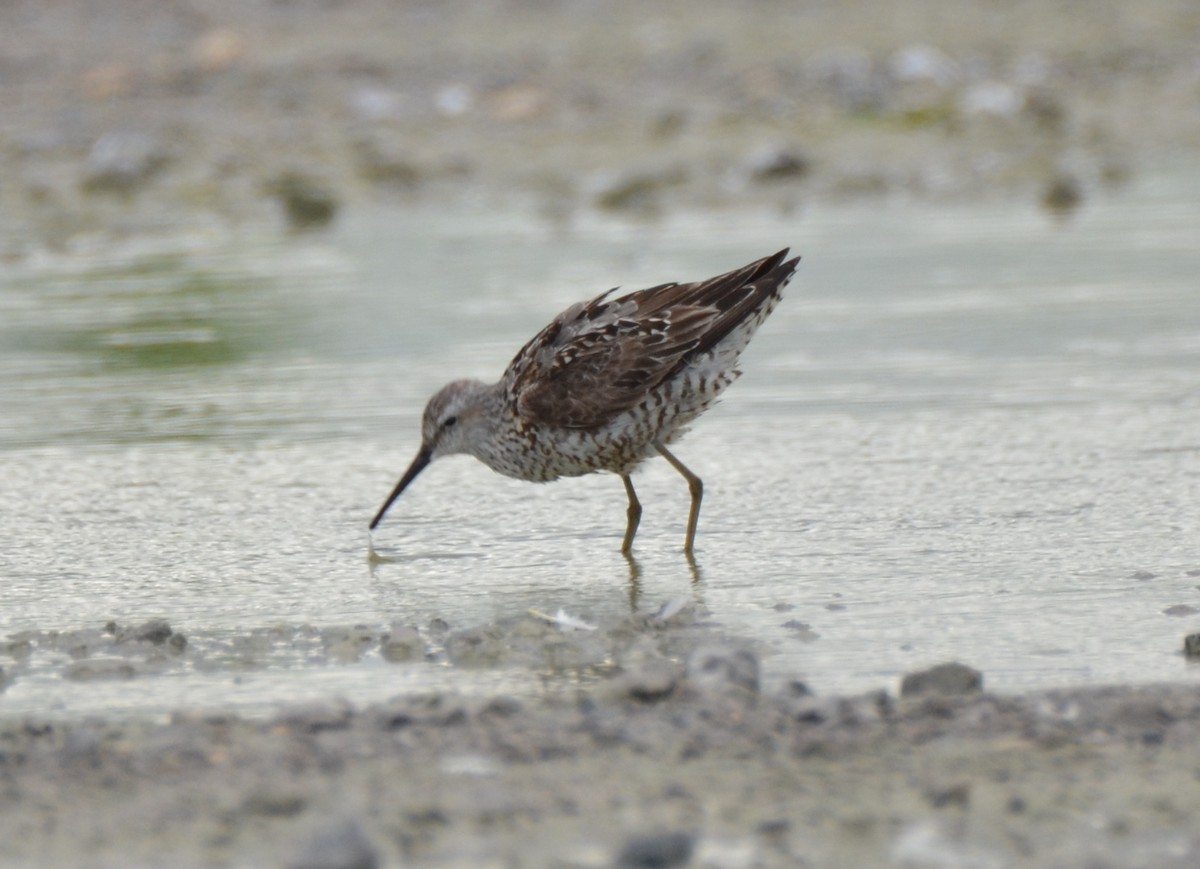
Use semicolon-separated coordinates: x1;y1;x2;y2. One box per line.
2;170;1199;718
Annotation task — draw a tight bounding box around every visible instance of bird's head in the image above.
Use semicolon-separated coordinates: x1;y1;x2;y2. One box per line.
369;378;493;530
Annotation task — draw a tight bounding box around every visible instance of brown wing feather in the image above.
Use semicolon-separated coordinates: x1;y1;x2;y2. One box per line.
506;249;797;430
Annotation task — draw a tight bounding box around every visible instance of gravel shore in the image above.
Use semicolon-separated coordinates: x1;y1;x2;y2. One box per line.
3;0;1199;251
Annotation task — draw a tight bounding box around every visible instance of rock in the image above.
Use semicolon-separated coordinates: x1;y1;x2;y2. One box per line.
373;694;468;730
270;171;339;230
1040;174;1082;215
58;627;112;658
5;638;33;660
613;660;679;704
925;781;971;808
900;662;982;698
1184;633;1200;659
278;701;354;733
592;166;686;212
323;626;376;663
445;624;508;667
352;136;422;188
684;645;759;698
81;131;169;194
1022;87;1066;131
747;145;813;182
1110;698;1174;732
616;831;695;868
782;620;820;642
1162;605;1198;617
115;619;175;645
380;624;424;662
242;790;307;818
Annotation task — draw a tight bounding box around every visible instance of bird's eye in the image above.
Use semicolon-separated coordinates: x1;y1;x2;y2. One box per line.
444;415;458;428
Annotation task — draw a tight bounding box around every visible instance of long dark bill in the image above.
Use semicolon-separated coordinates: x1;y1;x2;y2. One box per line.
369;446;432;530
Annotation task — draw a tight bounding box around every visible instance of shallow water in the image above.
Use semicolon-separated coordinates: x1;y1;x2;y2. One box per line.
2;169;1199;719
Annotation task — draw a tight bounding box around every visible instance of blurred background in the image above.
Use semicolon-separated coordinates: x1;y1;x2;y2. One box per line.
1;0;1198;246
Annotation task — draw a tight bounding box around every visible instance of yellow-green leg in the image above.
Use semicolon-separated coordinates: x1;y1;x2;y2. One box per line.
654;442;703;555
620;473;642;554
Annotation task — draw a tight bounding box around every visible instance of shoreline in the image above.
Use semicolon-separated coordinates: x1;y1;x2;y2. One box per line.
4;657;1200;867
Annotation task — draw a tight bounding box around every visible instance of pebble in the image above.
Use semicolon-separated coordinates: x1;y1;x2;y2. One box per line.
115;619;174;645
1162;605;1198;617
746;144;813;182
278;700;354;734
380;624;424;662
270;171;339;230
684;645;759;698
81;132;169;194
1040;174;1083;214
288;818;380;869
592;166;686;212
616;830;695;868
616;660;680;704
900;662;983;698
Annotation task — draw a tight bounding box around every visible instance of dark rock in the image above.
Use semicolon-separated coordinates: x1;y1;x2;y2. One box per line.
279;701;354;734
115;619;174;645
5;638;33;660
614;661;679;704
242;790;307;818
900;662;982;698
271;171;339;230
59;628;111;658
684;645;759;697
925;781;971;808
616;830;695;868
1162;605;1198;617
373;694;468;730
748;144;813;182
1183;633;1200;659
445;624;507;667
782;620;820;642
288;818;380;869
1041;174;1082;215
1110;698;1174;732
1022;88;1066;131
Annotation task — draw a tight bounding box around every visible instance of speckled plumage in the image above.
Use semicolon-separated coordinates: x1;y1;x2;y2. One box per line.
370;248;800;553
